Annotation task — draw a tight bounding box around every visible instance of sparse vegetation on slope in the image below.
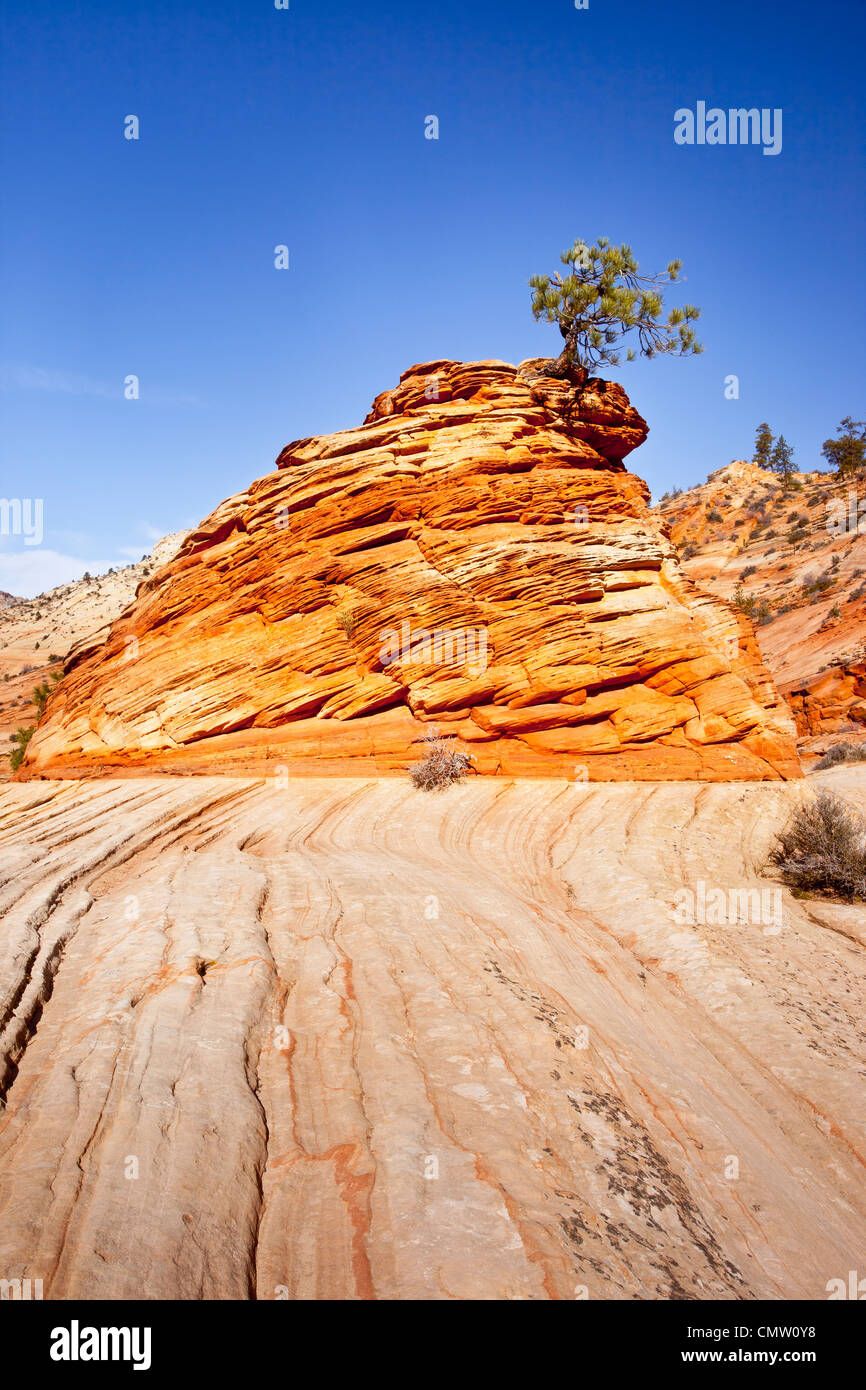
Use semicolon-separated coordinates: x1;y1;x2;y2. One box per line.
33;669;62;715
654;458;866;747
731;585;772;625
815;742;866;770
9;725;34;772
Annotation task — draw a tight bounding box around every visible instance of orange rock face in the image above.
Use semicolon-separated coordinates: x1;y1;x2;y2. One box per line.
657;459;866;758
21;360;800;780
785;661;866;737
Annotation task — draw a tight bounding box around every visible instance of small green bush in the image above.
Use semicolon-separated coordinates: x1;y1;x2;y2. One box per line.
732;586;772;624
9;726;34;772
802;573;835;597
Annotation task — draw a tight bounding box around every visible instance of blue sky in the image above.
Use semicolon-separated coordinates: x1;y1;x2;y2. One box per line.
1;0;863;595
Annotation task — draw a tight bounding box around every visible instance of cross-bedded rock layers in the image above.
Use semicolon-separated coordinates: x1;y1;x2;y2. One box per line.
20;360;800;779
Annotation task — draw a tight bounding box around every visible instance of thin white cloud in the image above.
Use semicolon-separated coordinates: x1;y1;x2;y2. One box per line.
0;364;115;398
0;364;205;407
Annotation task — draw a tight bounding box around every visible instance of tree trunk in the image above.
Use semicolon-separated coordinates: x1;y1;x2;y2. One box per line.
548;321;589;385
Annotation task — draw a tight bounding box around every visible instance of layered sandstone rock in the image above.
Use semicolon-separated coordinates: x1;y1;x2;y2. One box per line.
785;659;866;737
20;361;799;780
657;460;866;758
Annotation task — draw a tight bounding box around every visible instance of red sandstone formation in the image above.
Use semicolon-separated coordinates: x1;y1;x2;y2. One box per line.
657;460;866;756
785;660;866;738
20;360;799;780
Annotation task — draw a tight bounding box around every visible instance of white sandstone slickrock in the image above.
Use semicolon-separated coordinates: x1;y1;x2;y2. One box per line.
0;770;864;1300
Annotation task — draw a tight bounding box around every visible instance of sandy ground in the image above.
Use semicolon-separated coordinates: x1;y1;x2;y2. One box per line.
0;767;864;1300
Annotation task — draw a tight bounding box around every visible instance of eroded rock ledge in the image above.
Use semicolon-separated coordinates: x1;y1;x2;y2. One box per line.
21;360;799;779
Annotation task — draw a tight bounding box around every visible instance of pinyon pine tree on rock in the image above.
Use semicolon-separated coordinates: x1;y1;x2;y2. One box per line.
529;237;702;379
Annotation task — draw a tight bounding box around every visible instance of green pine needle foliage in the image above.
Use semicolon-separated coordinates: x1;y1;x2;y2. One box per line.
529;237;703;372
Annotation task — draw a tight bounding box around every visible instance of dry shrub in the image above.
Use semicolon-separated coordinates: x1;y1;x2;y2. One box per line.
409;726;474;791
768;790;866;901
815;741;866;770
335;608;357;638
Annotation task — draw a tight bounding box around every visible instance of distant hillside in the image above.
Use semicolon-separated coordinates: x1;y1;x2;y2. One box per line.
0;533;187;777
654;462;866;756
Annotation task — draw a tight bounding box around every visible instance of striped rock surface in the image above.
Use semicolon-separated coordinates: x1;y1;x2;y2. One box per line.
21;360;799;780
0;771;863;1299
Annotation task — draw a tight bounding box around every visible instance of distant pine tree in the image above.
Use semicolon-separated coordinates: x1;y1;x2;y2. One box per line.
753;422;775;468
821;417;866;477
770;434;795;486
